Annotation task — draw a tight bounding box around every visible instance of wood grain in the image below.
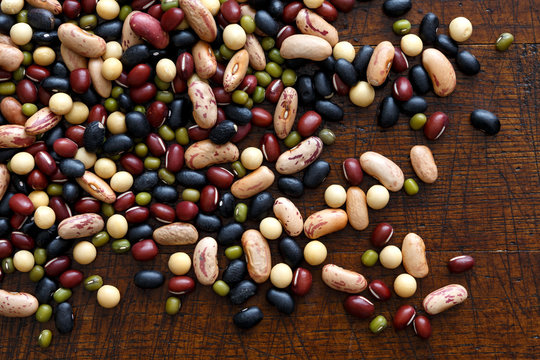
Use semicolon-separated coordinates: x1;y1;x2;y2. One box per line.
1;0;539;359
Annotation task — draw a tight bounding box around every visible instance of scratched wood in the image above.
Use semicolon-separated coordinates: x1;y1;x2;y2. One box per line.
1;0;539;359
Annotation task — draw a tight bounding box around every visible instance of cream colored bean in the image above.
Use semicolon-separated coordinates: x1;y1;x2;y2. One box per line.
33;46;55;66
231;166;275;199
0;290;38;317
303;240;327;266
324;184;346;208
13;250;34;272
34;206;55;229
270;263;293;288
379;245;402;269
10;152;34;175
153;222;198;245
156;58;176;82
273;197;303;237
107;214;128;239
366;185;389;210
97;285;120;308
103;41;122;60
193;237;219;285
48;93;73;116
333;41;355;62
304;209;348;239
96;0;120;20
423;284;468;315
1;0;24;14
75;148;97;169
10;23;32;46
101;58;123;81
65;102;89;125
201;0;220;15
367;41;394;86
28;191;49;209
106;111;126;135
58;213;105;239
359;151;404;191
168;252;191;275
94;158;117;179
422;48;456;97
88;58;112;98
400;34;423;57
259;217;282;240
223;24;246;50
402;232;429;278
322;264;368;293
303;0;324;8
280;34;333;61
346;187;369;231
410;145;438;183
73;241;97;265
109;171;133;193
349;81;375;107
276;136;323;174
394;273;417;298
241;229;271;283
449;17;473;42
240;147;263;170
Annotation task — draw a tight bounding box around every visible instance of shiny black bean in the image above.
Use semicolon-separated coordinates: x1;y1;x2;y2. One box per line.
59;159;86;178
277;176;304;197
419;13;439;45
153;185;178;203
41;76;70;93
382;0;412;17
94;20;122;41
303;160;330;188
456;50;481;75
409;64;431;95
126;224;153;243
248;191;274;220
176;170;206;189
35;277;57;304
0;14;15;34
224;105;252;125
209;120;237;144
255;10;279;36
279;237;303;268
267;0;284;18
399;96;427;116
27;9;55;30
222;259;247;286
470;109;500;135
55;302;74;334
134;270;165;289
218;192;235;218
377;96;400;128
335;59;358;87
167;99;190;129
44;126;64;148
83;121;105;153
266;288;294;314
284;58;307;70
0;217;10;237
0;192;14;217
0;149;18;163
32;31;59;46
233;306;263;329
314;100;343;122
133;171;159;192
78;88;100;106
217;222;244;246
117;93;134;113
62;182;80;203
319;56;336;73
53;63;70;78
121;44;151;70
125;111;152;138
296;75;316;104
20;218;38;238
195;213;221;232
12;174;29;194
46;236;71;258
229;280;257;305
435;34;458;58
171;30;198;49
102;134;133;155
314;71;334;99
35;225;57;248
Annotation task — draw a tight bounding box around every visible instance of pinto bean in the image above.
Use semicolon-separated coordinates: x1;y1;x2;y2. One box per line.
304;209;348;239
193;237;219;285
241;229;271;284
322;264;367;293
184;140;239;169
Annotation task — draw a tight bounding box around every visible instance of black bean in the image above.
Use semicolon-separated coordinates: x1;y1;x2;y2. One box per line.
102;134;133;155
0;149;18;163
41;76;70;93
279;237;303;268
55;302;74;334
0;14;15;34
409;64;432;95
399;96;427;116
0;217;10;237
278;176;304;197
11;174;29;194
117;93;134;113
0;192;14;217
314;71;334;99
167;99;190;129
133;172;159;192
335;59;358;87
62;182;80;203
126;224;153;243
94;20;122;41
134;270;165;289
266;288;295;314
121;44;151;70
218;192;235;218
27;8;55;30
382;0;412;17
209;120;237;144
303;160;330;188
20;218;38;238
470;109;500;135
233;306;263;329
217;223;244;246
35;225;57;248
267;0;284;18
224;105;252;125
46;236;72;258
59;159;86;178
35;277;57;304
171;30;198;50
229;280;257;305
248;192;274;220
152;185;178;203
53;62;70;78
83;121;105;153
377;96;400;128
319;56;336;73
222;259;247;286
78;88;100;106
176;170;206;189
315;100;343;122
296;75;316;104
456;50;481;75
254;10;279;36
44;126;64;148
32;31;59;46
435;34;458;58
195;213;221;232
419;13;439;45
125;111;152;138
284;58;307;70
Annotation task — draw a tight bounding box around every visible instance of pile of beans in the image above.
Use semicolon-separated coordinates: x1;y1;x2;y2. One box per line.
0;0;507;347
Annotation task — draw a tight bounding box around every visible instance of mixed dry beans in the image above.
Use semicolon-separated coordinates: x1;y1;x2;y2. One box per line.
0;0;511;348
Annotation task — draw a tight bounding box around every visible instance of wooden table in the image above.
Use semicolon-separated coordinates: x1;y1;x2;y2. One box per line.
2;0;539;358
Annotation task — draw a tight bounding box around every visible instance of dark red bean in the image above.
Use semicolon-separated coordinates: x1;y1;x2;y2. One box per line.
16;79;38;103
37;86;51;106
332;73;349;96
125;206;150;223
217;107;226;123
176;52;194;81
175;201;199;221
131;0;155;11
172;74;187;94
27;169;48;190
221;0;241;23
316;1;338;22
0;69;10;81
70;68;91;94
276;25;296;48
199;185;219;213
216;12;229;29
206;167;234;189
165;144;184;172
282;1;303;23
329;0;354;12
213;87;232;105
49;196;72;222
146;133;166;157
114;191;135;212
44;255;71;277
120;153;144;175
260;133;280;162
230;123;251;143
9;194;34;216
26;65;50;82
211;63;225;85
251;107;272;128
168;276;195;295
115;71;128;88
393;305;416;330
370;222;394;247
127;64;151;88
160;7;184;32
291;267;312;296
424;111;449;140
81;0;97;13
62;0;81;18
239;75;257;95
131;239;159;261
368;279;392;301
187;125;210;141
10;214;27;230
265;79;284;103
35;151;57;176
392;76;413;102
297;111;322;137
53;138;78;158
448;255;475;273
88;104;107;125
147;4;163;19
413;315;432;339
49;168;68;183
130;83;157;104
150;203;176;223
343;295;375;319
59;269;83;288
392;47;409;73
65;125;86;147
26;141;47;156
0;239;13;258
74;197;101;214
146;101;168;127
342;158;363;185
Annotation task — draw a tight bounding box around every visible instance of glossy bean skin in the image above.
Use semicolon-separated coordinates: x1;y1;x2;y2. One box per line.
470;109;500;135
343;295;375;319
448;255;475;273
393;304;416;329
233;306;263;329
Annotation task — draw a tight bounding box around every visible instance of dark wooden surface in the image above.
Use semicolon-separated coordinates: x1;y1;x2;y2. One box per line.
1;1;539;359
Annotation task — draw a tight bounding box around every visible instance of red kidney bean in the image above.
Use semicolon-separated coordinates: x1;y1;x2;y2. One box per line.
0;70;10;81
11;232;34;250
53;138;78;158
276;25;296;48
329;0;354;12
217;107;226;123
165;144;184;172
10;214;27;230
370;222;393;247
448;255;475;273
16;79;38;103
392;76;413;102
44;255;71;277
239;75;257;95
147;4;163;19
150;203;176;223
413;315;432;339
265;79;284;104
332;73;350;96
125;206;150;223
70;68;91;94
168;276;195;295
176;52;194;81
161;7;184;32
0;240;13;259
213;87;232;105
131;239;159;261
216;12;229;29
62;0;81;18
175;201;199;221
368;279;391;301
131;0;155;11
81;0;97;13
65;125;86;146
127;64;151;88
114;191;136;212
342;158;363;185
59;269;83;288
172;75;187;94
146;101;168;127
221;0;241;23
343;295;375;319
146;133;166;157
206;167;234;189
291;267;312;296
230;123;251;143
297;111;322;137
38;86;51;106
35;151;57;176
26;65;50;82
88;104;107;125
251;107;272;128
260;133;280;162
74;197;101;214
9;194;34;216
50;168;68;183
115;71;128;88
282;1;303;23
393;305;416;330
392;47;409;73
199;185;219;213
26;141;48;156
27;169;48;190
49;196;72;222
424;111;449;140
187;125;210;141
316;1;338;22
130;83;157;104
120;153;144;175
211;63;225;85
